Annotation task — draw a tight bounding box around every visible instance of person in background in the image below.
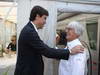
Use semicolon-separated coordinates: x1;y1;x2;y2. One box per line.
55;31;67;75
5;35;16;54
59;21;88;75
56;31;67;49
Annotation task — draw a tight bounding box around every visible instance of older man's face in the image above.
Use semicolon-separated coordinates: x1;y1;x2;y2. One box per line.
66;27;78;41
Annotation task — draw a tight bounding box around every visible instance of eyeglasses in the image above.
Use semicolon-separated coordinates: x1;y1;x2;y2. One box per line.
65;28;73;32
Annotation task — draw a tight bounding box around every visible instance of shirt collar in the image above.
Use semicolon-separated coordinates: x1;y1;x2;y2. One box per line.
31;21;38;32
67;39;82;50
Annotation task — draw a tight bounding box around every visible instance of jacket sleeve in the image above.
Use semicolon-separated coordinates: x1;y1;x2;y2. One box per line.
28;31;70;60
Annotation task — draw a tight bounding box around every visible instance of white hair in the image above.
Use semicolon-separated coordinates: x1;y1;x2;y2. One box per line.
67;21;84;36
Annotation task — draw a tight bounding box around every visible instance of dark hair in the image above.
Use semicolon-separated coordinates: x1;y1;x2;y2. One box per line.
29;6;49;21
58;30;67;46
11;35;16;41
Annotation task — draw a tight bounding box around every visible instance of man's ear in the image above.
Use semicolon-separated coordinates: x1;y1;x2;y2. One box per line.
36;14;40;20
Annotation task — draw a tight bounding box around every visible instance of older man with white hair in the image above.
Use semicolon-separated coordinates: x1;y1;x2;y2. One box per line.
59;21;88;75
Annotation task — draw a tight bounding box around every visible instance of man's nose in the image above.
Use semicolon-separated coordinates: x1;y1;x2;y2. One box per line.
44;21;46;24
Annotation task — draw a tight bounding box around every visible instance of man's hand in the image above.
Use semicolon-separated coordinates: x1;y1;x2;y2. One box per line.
70;45;84;55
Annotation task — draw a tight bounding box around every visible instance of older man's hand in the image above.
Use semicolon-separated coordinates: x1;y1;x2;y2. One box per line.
70;45;84;55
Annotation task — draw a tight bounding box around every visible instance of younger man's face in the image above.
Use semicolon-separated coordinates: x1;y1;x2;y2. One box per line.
36;15;47;29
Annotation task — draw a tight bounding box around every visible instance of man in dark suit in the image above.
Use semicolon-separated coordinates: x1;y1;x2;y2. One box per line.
14;6;84;75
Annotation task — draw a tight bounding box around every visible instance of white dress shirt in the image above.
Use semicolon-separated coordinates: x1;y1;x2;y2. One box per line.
59;39;88;75
31;21;38;32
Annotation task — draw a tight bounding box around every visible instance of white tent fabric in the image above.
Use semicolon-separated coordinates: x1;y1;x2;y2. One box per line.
56;2;100;13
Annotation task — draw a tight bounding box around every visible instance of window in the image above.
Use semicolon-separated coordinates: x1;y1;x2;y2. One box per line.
86;19;98;50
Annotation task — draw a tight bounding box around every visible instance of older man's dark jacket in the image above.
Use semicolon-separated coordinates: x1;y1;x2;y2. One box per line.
14;22;70;75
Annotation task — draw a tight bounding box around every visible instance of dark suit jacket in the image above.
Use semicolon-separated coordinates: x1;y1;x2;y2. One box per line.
14;22;70;75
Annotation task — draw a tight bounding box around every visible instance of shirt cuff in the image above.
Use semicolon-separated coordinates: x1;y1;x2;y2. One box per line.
69;49;72;54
